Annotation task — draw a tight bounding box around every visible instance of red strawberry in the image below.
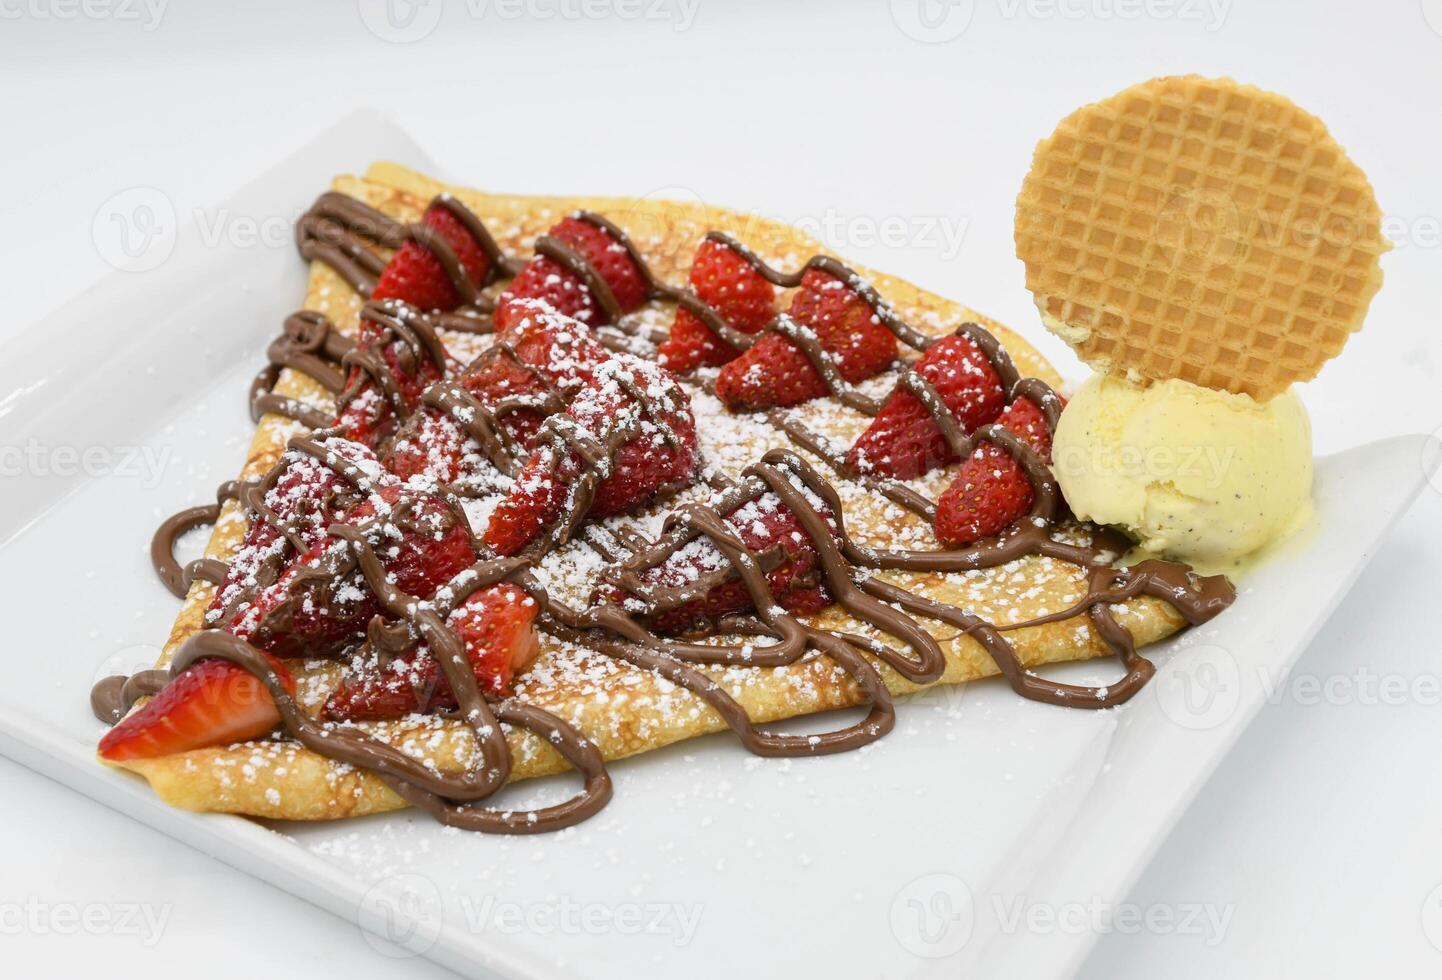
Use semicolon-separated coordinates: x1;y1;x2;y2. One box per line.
495;299;613;402
550;215;649;314
323;583;541;721
933;396;1055;546
230;483;477;659
600;487;836;633
657;235;777;373
209;439;393;623
371;199;495;312
334;310;454;448
382;403;482;488
494;256;597;330
97;654;295;761
336;196;495;448
494;214;648;332
384;302;611;485
846;334;1006;479
715;268;896;410
483;355;698;557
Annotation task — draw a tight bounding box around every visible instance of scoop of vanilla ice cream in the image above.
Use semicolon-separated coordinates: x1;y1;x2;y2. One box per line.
1052;374;1312;564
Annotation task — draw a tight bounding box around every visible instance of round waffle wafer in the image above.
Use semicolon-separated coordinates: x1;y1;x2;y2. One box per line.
1015;75;1386;400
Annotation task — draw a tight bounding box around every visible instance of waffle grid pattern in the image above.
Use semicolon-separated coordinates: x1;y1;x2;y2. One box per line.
1015;75;1385;399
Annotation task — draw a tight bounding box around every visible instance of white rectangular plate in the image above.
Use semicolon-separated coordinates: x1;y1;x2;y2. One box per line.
0;113;1431;980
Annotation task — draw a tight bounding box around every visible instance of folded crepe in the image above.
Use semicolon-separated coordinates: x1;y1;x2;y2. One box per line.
108;163;1192;821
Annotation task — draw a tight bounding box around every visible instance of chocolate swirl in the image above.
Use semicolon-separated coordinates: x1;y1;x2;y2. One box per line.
255;191;522;429
149;479;250;599
294;191;520;298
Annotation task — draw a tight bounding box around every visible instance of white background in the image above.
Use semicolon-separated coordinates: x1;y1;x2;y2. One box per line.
2;0;1440;977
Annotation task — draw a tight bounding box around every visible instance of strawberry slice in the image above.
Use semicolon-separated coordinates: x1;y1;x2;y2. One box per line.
846;333;1006;479
657;235;777;373
715;267;896;411
494;215;648;332
332;196;498;446
208;439;394;623
933;396;1055;546
483;355;699;557
333;311;454;448
97;654;295;761
229;483;478;659
549;215;649;314
323;583;541;721
493;256;596;330
600;488;837;634
384;301;611;485
371;198;496;312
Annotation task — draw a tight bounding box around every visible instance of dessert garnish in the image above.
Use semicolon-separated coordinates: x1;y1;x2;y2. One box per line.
1018;75;1383;565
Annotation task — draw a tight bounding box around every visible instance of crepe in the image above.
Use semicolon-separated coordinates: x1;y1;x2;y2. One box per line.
110;164;1190;820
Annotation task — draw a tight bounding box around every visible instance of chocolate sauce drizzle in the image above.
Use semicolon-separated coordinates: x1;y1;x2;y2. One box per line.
114;190;1237;835
295;191;520;299
254;191;525;430
251;198;672;432
150;479;251;599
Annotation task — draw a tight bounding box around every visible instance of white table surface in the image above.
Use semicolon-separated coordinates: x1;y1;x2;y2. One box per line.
2;1;1439;976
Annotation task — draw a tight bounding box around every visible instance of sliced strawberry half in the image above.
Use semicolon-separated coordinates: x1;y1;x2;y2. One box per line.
549;215;649;314
208;439;394;623
494;215;648;332
371;198;496;312
229;483;478;659
331;196;498;446
933;396;1056;546
714;267;897;411
384;302;612;485
323;583;541;721
493;255;596;330
333;311;454;449
483;355;699;557
98;654;295;761
846;333;1006;479
657;235;777;374
599;487;837;634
